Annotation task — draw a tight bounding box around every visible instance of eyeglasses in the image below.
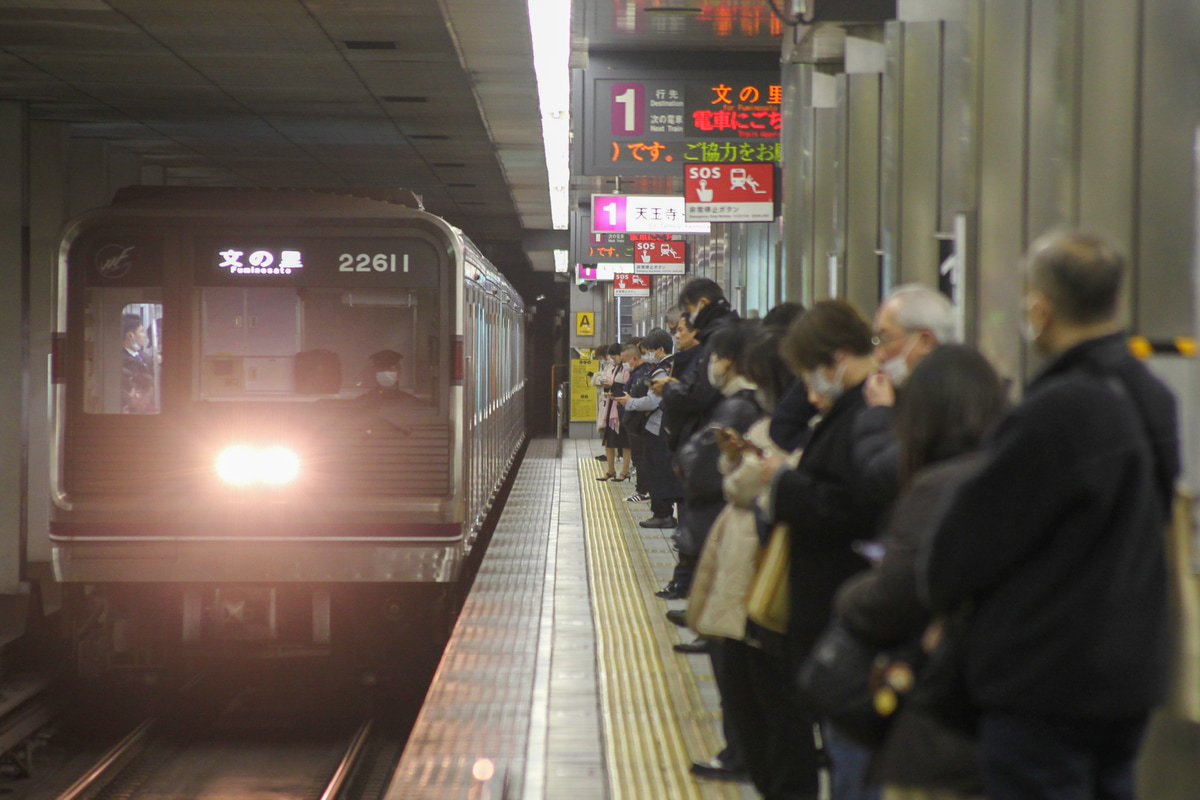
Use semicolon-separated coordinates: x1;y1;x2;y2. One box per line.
871;329;923;348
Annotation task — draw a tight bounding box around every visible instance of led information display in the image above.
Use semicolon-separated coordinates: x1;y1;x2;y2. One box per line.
582;67;782;177
195;237;441;287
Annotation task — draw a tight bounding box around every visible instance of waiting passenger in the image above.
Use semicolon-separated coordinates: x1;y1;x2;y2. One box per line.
833;345;1007;800
763;300;892;800
759;301;817;451
921;230;1180;800
619;342;654;501
672;318;761;784
855;285;958;506
688;321;812;798
596;343;632;481
614;330;676;527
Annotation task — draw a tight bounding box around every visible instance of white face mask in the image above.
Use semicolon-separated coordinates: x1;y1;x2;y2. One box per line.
376;371;398;388
879;335;919;387
804;361;847;403
707;354;731;389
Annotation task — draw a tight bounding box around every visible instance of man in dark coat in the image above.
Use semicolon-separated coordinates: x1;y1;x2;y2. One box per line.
921;230;1180;800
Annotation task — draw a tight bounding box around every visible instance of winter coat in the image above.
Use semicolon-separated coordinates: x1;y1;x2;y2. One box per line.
922;332;1180;719
834;454;984;795
689;418;793;641
769;378;819;452
768;380;890;663
852;404;901;508
661;306;739;451
674;382;760;556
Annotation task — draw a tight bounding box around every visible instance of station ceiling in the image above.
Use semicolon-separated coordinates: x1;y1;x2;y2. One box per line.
0;0;782;289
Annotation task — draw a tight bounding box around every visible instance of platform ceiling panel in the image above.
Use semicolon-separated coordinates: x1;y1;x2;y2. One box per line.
0;0;545;277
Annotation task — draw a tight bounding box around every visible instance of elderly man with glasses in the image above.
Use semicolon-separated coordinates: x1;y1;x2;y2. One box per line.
855;284;959;506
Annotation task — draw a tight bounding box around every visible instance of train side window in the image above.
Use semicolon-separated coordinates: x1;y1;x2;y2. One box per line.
83;289;163;414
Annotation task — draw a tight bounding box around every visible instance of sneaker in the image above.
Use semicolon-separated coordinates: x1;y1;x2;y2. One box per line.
624;492;650;502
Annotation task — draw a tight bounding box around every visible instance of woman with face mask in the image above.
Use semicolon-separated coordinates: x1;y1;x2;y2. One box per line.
759;300;892;800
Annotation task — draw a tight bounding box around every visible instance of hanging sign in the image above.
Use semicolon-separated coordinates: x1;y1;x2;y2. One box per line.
591;194;710;235
613;241;686;275
684;164;775;222
614;273;651;297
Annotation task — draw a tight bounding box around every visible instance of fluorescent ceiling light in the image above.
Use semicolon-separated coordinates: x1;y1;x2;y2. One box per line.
528;0;571;230
554;249;569;273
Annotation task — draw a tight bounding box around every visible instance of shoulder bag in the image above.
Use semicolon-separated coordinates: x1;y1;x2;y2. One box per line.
746;522;789;634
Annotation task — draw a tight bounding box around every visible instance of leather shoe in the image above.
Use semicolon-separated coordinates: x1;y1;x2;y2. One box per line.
673;639;712;654
689;759;750;782
665;608;688;627
639;516;678;529
655;582;687;600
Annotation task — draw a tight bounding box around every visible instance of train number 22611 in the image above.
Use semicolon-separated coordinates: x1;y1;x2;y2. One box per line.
338;253;410;273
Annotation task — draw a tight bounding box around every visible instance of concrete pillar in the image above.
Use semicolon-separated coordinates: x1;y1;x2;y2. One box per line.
28;122;67;583
0;103;26;596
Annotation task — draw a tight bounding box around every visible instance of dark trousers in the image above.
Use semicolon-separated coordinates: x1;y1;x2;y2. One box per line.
644;433;679;518
709;639;746;771
979;711;1148;800
722;639;821;800
626;430;648;493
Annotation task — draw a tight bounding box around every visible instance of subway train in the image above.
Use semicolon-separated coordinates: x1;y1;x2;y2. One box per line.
50;188;525;676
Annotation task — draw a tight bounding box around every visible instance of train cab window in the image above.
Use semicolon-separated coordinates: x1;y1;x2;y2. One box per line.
83;290;163;414
197;287;439;408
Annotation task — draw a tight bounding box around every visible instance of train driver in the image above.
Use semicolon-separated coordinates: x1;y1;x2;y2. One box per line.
358;349;418;405
121;313;156;414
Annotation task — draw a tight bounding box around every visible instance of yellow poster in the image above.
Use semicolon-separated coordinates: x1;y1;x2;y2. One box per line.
576;311;594;337
570;348;598;422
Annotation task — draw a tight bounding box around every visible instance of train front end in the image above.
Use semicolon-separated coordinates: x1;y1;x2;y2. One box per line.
50;193;472;674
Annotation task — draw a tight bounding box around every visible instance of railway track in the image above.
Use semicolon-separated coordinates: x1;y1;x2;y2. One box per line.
56;716;381;800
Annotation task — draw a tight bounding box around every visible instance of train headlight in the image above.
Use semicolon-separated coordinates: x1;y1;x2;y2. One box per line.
216;445;301;486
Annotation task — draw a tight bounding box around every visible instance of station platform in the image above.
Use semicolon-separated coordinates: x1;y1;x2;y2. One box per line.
384;438;757;799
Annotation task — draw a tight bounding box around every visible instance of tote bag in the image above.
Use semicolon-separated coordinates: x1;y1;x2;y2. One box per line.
746;522;789;634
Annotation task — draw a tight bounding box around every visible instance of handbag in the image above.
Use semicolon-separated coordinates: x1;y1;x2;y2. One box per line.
1165;487;1200;723
797;620;924;749
746;522;789;634
907;609;978;737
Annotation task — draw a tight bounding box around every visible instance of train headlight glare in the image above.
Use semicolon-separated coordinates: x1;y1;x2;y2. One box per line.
216;445;300;486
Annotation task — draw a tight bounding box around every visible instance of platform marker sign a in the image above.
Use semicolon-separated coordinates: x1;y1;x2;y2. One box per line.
576;312;595;337
684;164;775;222
614;273;651;297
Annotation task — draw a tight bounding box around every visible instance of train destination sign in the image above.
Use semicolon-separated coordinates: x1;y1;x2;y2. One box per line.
591;194;710;235
613;273;651;297
196;237;439;288
684;163;775;222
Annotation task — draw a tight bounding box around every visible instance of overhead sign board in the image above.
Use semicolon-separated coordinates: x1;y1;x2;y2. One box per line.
581;65;783;177
613;273;651;297
684;164;775;222
578;264;621;281
613;241;686;275
591;194;710;235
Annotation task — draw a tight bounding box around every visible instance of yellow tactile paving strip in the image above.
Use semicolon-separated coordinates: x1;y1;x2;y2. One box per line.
580;458;746;800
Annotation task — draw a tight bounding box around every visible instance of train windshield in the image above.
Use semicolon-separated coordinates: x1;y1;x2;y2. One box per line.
83;292;164;415
197;286;440;405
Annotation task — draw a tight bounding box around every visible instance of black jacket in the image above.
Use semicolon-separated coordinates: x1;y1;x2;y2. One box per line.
836;454;984;794
769;378;818;452
661;307;739;450
852;405;901;508
674;387;761;555
922;333;1179;719
771;381;890;660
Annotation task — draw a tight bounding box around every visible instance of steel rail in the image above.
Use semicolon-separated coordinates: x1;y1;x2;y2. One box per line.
319;719;373;800
56;718;154;800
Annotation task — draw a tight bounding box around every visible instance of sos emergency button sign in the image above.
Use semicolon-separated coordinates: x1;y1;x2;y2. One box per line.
684;164;775;222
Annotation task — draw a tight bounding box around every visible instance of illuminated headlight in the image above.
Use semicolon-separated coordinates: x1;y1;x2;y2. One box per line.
216;445;301;486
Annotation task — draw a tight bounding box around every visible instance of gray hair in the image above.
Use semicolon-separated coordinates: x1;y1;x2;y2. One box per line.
886;284;959;344
665;306;683;326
